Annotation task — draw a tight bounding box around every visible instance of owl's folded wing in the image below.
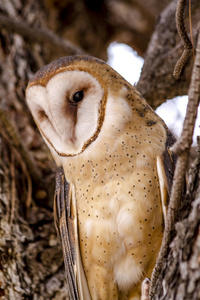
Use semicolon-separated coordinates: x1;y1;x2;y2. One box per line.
54;166;91;300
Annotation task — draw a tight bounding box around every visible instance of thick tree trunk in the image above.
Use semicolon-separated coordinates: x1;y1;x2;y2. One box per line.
0;1;68;299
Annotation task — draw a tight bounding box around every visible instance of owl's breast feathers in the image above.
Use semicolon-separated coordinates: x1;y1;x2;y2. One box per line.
60;88;176;298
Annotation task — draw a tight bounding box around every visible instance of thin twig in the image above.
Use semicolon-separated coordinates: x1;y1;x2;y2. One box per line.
150;29;200;298
0;14;85;55
172;37;200;155
10;152;16;227
189;0;195;59
150;153;189;298
0;106;42;186
173;0;193;79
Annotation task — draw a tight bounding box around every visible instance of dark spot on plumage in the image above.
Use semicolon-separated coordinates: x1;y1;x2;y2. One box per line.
124;83;131;90
147;120;157;126
146;104;152;111
143;106;149;112
126;94;133;101
139;94;146;101
136;108;145;117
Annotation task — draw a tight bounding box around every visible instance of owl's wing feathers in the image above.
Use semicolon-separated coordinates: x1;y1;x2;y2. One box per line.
156;129;177;223
54;167;78;299
54;167;91;300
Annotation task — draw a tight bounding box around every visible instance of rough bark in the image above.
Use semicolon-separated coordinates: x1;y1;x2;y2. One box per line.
0;1;68;299
0;0;200;299
153;146;200;299
150;25;200;299
137;0;200;109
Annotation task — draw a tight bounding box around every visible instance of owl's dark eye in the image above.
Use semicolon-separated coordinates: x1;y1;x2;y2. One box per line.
73;90;84;103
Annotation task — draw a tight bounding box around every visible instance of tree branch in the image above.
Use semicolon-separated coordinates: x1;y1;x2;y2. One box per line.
150;28;200;299
0;14;85;55
171;34;200;154
173;0;193;79
137;0;200;109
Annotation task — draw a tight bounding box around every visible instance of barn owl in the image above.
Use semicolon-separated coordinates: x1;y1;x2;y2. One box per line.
26;55;176;299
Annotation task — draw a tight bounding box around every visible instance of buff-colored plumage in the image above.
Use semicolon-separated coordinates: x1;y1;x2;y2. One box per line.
26;55;176;299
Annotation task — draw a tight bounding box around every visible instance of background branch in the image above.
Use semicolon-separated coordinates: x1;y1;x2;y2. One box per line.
0;14;85;55
137;0;200;109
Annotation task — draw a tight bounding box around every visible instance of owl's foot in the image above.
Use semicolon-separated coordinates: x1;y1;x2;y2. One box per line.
141;278;150;300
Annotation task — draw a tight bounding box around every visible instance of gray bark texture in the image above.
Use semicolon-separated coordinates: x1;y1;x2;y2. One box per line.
0;0;68;299
137;0;200;109
153;151;200;299
0;0;200;299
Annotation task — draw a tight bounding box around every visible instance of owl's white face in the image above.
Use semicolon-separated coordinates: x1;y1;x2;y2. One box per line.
26;70;105;157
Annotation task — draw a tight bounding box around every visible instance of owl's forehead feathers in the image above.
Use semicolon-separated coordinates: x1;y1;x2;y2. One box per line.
28;55;108;87
27;55;131;95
